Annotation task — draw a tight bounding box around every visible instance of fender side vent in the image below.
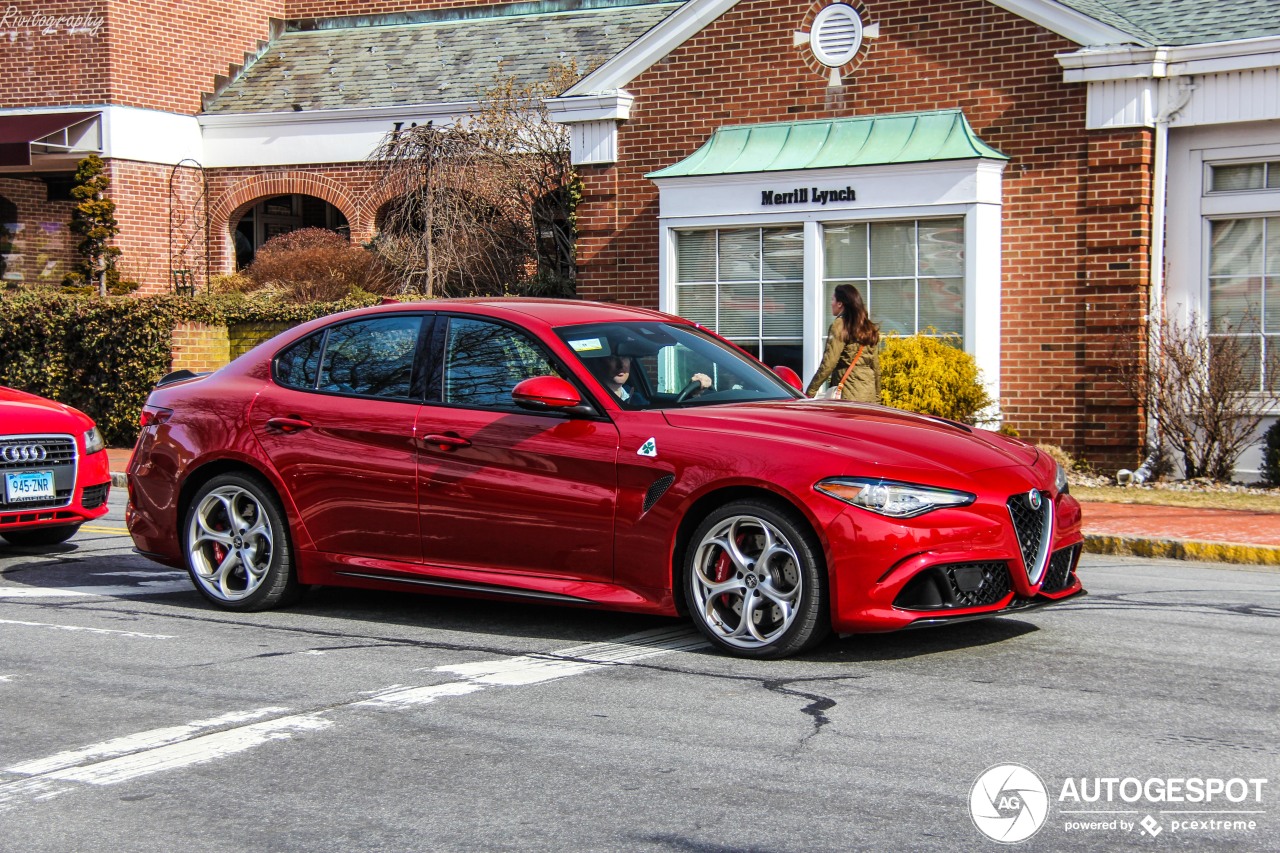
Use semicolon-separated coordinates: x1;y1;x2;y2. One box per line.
642;474;675;513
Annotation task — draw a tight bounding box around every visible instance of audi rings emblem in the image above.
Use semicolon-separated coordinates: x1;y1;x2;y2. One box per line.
2;444;48;463
1027;488;1042;511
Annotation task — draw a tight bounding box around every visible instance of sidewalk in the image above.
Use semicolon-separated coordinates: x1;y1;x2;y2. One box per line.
104;449;1280;567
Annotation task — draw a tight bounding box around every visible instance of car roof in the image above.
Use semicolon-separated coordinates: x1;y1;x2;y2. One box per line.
361;298;680;327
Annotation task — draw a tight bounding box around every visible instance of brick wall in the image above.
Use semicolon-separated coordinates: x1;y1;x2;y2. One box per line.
0;176;76;286
169;322;231;372
0;0;110;109
575;0;1151;467
1;0;283;114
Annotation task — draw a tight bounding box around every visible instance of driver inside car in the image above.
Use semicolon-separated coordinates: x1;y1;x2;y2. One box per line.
594;354;711;407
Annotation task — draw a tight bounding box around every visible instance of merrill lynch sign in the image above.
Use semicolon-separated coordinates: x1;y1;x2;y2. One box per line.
761;186;856;207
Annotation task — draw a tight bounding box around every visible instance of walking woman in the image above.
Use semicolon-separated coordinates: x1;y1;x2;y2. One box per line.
805;283;881;403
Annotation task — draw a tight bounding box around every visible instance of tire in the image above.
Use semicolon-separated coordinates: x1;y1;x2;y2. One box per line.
684;499;830;659
1;524;80;547
183;472;300;611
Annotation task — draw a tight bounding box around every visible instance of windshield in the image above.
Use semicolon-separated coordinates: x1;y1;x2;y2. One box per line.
557;321;802;410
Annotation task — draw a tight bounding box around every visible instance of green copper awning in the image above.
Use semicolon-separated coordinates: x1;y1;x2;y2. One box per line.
647;109;1008;179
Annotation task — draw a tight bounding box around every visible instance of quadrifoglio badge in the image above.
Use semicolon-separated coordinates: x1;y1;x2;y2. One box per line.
969;764;1269;843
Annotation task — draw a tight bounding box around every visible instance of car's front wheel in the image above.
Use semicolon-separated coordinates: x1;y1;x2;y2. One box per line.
1;524;80;547
184;472;300;611
684;500;829;658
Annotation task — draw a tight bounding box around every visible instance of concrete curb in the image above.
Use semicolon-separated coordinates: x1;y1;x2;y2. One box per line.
110;472;127;488
1084;533;1280;569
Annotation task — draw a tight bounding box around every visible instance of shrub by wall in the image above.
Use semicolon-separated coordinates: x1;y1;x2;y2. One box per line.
0;291;380;446
880;332;993;425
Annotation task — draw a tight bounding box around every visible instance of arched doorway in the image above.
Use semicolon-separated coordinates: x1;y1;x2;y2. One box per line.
233;194;349;269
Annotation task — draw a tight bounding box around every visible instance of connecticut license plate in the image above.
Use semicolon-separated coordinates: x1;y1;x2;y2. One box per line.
4;470;55;503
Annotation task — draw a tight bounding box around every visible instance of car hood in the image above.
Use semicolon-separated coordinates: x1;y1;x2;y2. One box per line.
662;400;1039;478
0;386;89;432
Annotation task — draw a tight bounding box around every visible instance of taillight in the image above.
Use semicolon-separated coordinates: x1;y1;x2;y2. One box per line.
140;405;173;428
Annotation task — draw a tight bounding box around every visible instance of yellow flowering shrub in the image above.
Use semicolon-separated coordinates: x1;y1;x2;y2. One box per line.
880;331;992;424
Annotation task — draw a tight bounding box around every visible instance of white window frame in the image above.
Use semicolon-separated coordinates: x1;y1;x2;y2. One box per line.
653;160;1003;401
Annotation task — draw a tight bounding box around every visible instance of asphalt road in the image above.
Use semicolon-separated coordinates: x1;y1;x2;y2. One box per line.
1;489;1277;852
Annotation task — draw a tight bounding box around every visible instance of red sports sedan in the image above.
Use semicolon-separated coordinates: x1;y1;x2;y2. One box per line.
1;386;111;546
127;299;1084;658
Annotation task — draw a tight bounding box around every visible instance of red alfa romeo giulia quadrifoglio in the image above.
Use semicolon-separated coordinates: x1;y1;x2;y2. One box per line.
1;386;112;546
127;299;1084;658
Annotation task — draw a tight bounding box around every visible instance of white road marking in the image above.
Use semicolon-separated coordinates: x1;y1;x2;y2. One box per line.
7;708;291;775
97;571;186;579
0;580;192;598
0;618;172;639
44;713;332;786
0;627;706;809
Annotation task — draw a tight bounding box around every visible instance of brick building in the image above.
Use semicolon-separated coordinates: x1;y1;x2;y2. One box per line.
2;0;1279;472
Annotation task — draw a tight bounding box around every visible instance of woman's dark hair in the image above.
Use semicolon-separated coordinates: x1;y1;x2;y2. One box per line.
833;284;880;346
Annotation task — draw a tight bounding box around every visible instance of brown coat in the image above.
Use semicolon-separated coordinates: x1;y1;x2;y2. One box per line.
805;318;881;403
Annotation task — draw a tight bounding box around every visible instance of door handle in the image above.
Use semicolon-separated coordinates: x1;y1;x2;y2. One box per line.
422;433;472;451
266;416;312;433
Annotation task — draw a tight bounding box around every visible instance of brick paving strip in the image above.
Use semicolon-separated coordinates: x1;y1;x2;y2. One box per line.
1078;501;1280;568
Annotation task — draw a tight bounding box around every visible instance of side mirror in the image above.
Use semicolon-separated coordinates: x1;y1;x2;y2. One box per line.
773;365;803;391
512;376;588;414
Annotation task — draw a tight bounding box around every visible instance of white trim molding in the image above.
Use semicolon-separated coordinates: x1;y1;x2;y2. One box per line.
545;91;635;164
1060;36;1280;130
652;158;1006;399
198;102;477;167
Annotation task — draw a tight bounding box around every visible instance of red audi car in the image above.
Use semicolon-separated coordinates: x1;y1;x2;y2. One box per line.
127;299;1084;658
1;386;111;546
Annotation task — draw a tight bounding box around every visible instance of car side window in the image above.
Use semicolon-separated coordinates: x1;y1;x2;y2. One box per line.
442;317;564;410
313;316;423;399
276;331;325;390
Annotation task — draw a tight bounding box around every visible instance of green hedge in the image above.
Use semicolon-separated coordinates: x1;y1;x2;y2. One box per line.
0;291;381;446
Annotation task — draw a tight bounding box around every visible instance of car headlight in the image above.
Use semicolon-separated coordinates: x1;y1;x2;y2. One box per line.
1054;461;1069;495
814;477;975;518
84;426;105;455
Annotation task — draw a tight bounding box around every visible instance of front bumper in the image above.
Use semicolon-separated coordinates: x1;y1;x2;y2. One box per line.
824;483;1086;633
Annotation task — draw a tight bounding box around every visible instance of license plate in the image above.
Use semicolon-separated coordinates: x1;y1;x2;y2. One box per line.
4;470;55;503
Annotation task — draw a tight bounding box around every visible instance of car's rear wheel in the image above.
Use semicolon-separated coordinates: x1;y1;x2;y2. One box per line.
684;500;829;658
1;524;80;547
184;472;299;611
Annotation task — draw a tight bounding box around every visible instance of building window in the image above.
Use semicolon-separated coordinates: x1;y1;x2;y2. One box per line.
822;218;965;339
1208;216;1280;390
674;227;804;372
1210;161;1280;193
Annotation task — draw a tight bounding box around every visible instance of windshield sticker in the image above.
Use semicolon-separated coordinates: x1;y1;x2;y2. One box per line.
569;338;604;353
637;438;657;457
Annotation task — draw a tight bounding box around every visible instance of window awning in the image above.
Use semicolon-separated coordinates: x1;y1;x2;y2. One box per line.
647;109;1007;179
0;112;102;168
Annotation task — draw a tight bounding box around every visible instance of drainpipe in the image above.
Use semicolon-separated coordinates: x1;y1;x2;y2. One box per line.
1130;75;1195;485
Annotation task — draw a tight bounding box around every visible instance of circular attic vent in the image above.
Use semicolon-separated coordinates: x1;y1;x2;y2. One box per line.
810;3;864;68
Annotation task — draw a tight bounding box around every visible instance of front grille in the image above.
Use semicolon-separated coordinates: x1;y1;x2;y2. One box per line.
81;482;110;509
1041;543;1081;593
943;560;1012;608
0;435;77;471
1007;490;1052;583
